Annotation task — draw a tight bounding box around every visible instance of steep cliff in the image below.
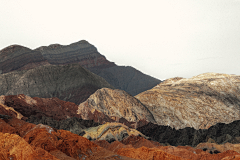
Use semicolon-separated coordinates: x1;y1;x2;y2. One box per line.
79;88;156;124
136;73;240;129
0;64;114;104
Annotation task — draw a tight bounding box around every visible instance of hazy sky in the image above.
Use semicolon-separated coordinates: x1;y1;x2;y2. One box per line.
1;0;240;80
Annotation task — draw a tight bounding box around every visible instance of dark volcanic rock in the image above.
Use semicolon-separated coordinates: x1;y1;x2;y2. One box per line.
137;120;240;147
26;115;100;135
0;63;114;104
0;45;49;74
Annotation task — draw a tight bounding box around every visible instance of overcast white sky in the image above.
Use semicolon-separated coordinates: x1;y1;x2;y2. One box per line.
1;0;240;80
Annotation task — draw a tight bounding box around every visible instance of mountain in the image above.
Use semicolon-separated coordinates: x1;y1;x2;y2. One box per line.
0;64;114;104
135;73;240;129
0;45;49;74
78;88;156;124
0;40;161;95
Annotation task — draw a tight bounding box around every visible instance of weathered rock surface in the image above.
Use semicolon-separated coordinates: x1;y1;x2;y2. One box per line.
137;119;240;147
0;40;161;95
79;88;156;124
0;132;59;160
0;63;114;104
82;122;148;142
136;73;240;129
117;146;186;160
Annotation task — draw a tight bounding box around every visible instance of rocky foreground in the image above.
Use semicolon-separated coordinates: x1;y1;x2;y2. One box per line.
136;73;240;129
1;116;240;160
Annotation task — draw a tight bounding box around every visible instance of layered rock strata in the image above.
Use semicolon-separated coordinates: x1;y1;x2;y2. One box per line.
0;64;114;104
35;40;115;69
136;73;240;129
0;45;49;74
78;88;156;124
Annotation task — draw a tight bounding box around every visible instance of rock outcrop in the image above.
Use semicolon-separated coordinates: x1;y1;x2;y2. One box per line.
0;45;49;74
137;119;240;147
0;63;114;104
82;122;148;142
136;73;240;129
78;88;156;124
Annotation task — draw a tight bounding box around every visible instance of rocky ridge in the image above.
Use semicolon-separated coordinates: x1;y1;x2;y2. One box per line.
0;64;114;104
78;88;156;124
136;73;240;129
137;119;240;147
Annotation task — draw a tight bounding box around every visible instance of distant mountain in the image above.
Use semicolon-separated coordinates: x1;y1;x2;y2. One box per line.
135;73;240;129
0;64;114;104
0;40;161;95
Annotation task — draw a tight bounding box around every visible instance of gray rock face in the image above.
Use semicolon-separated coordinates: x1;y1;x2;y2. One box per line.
90;66;161;96
0;64;114;104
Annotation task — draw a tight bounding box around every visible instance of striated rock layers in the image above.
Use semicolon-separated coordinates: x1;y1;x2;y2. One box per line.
0;40;161;95
78;88;156;124
0;63;114;104
82;122;148;143
136;73;240;129
0;45;49;74
35;40;115;69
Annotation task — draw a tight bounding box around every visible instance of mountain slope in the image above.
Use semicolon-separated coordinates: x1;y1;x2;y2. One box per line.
135;73;240;129
0;64;114;104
